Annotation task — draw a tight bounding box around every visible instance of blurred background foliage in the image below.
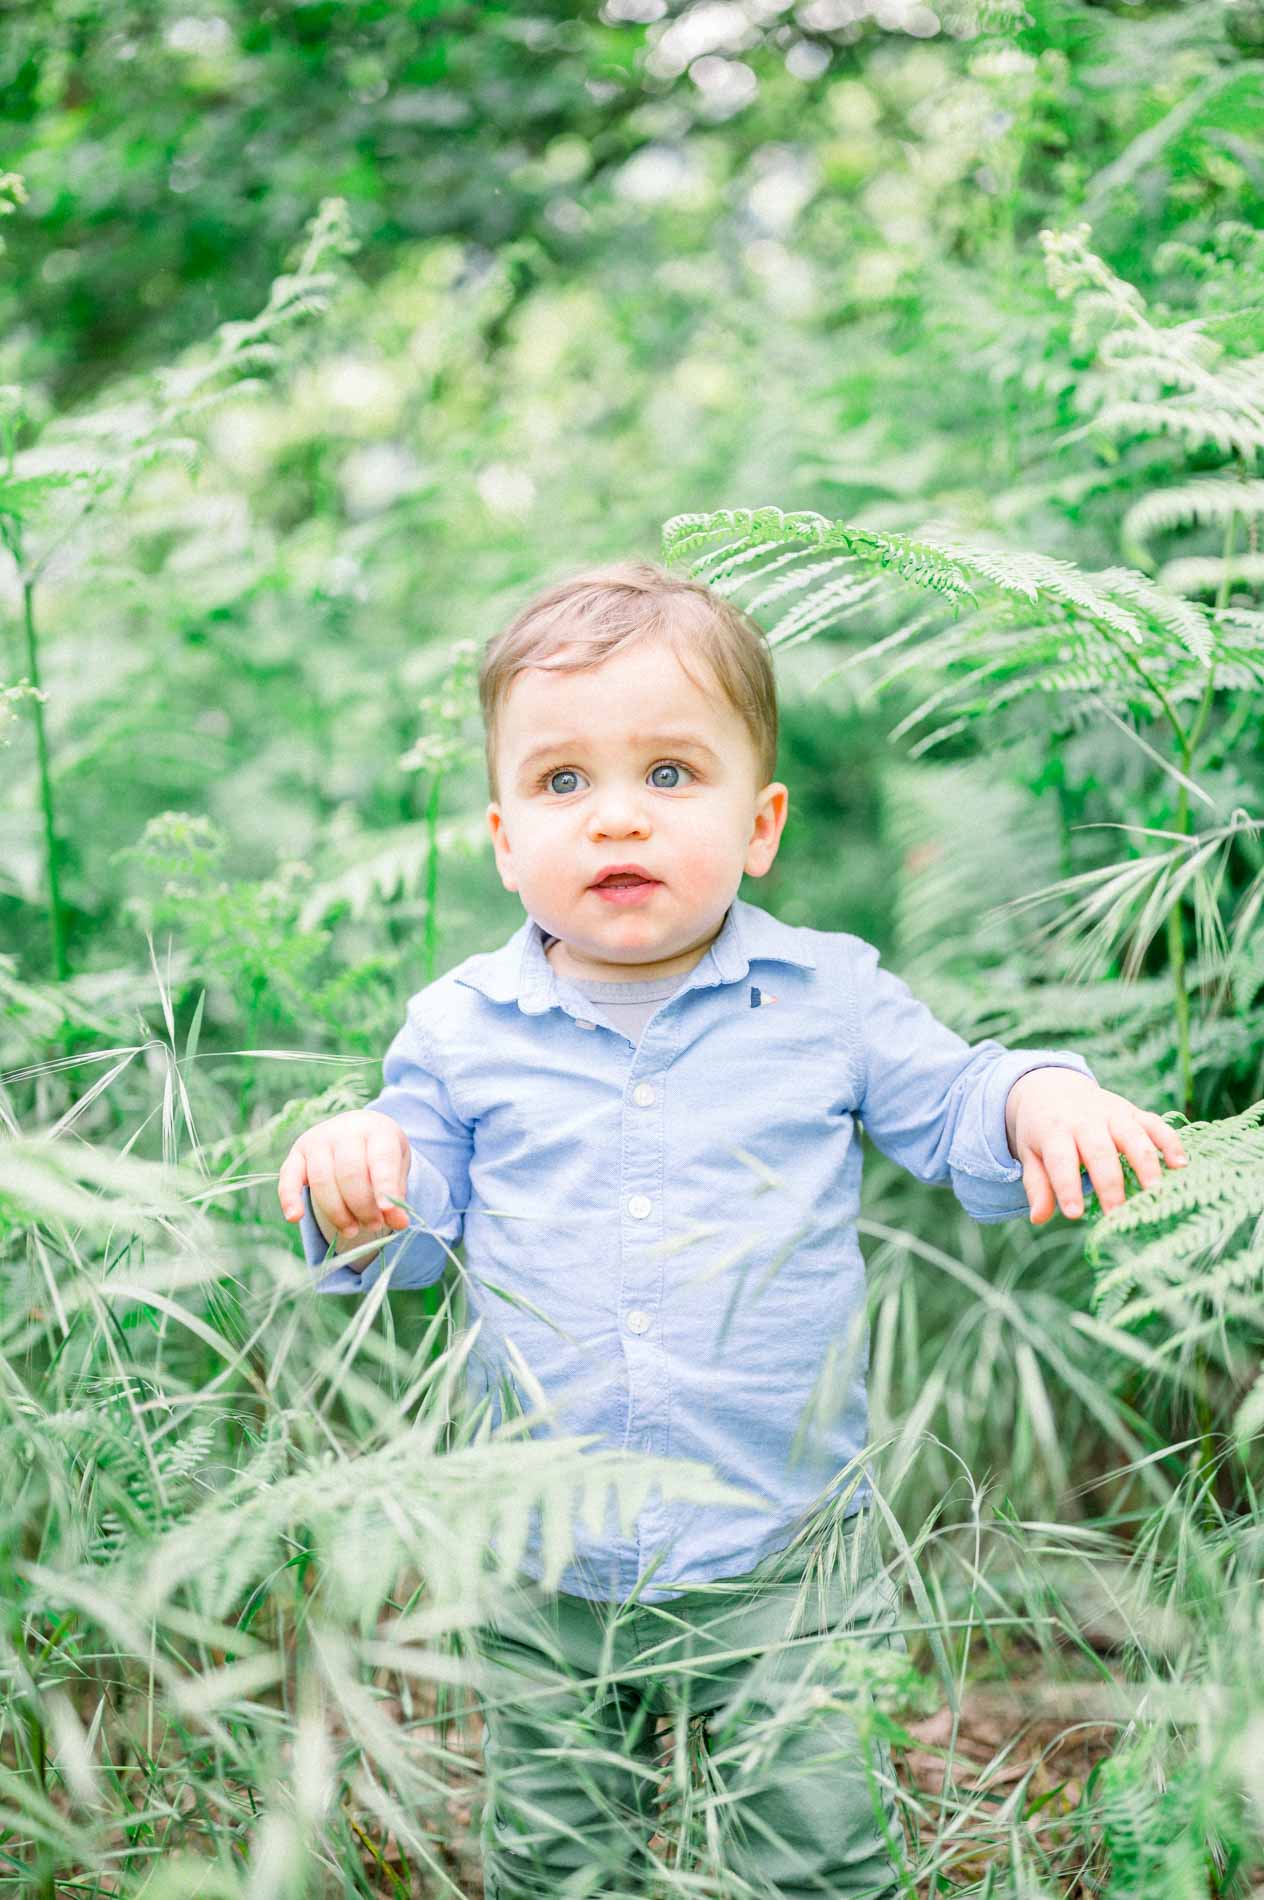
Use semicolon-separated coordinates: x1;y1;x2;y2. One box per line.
3;0;1261;1005
3;0;1264;1895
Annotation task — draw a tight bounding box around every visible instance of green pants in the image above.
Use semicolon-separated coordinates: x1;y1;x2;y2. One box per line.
472;1510;907;1900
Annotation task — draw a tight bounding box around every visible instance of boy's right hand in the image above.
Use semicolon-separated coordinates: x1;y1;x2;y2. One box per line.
277;1110;411;1259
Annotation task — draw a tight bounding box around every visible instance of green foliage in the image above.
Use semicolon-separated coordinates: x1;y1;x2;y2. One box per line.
118;811;400;1051
2;6;1264;1896
0;674;45;745
1084;1099;1264;1448
1090;1729;1241;1900
662;503;1230;729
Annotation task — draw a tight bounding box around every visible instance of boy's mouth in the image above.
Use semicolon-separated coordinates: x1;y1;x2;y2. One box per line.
589;864;662;904
590;863;660;888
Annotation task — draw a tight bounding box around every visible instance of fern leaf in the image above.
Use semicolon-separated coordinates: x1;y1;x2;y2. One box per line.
1094;397;1264;459
1086;1101;1264;1326
1159;551;1264;597
1121;477;1264;571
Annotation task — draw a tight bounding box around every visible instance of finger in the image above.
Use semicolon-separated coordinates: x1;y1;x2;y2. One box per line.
341;1132;400;1231
332;1133;383;1231
1021;1152;1057;1225
367;1127;411;1230
1109;1114;1164;1193
1037;1127;1093;1219
1076;1124;1128;1214
305;1143;356;1238
1140;1112;1189;1169
277;1141;310;1222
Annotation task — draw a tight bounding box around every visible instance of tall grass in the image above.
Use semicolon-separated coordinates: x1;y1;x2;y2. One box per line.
2;997;1261;1896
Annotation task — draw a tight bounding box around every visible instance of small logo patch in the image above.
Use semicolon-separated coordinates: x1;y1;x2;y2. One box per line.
750;986;778;1007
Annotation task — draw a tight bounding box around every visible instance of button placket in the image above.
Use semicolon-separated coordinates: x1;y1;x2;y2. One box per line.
619;1024;677;1569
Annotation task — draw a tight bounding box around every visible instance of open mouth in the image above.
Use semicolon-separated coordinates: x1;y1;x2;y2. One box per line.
591;871;661;903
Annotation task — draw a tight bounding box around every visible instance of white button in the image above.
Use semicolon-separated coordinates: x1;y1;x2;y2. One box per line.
632;1082;656;1107
625;1309;651;1335
627;1194;652;1219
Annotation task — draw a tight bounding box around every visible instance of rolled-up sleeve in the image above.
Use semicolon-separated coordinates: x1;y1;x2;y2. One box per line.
300;1004;473;1292
849;939;1096;1223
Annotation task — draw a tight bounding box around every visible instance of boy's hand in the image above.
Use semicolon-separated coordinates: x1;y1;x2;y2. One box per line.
277;1110;411;1254
1004;1070;1189;1225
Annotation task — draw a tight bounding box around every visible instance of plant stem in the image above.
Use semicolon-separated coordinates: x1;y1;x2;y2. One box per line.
21;574;69;981
1164;505;1238;1118
424;772;442;984
1183;504;1239;1524
1165;786;1194;1119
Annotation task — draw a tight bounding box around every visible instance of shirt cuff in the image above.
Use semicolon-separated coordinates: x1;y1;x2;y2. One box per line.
298;1185;373;1294
299;1155;454;1293
949;1051;1097;1224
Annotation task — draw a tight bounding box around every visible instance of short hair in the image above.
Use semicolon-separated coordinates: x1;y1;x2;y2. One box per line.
478;558;779;803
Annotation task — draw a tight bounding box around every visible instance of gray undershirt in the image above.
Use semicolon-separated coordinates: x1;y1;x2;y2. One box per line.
543;935;687;1044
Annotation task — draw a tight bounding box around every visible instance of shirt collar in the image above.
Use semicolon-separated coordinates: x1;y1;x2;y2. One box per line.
453;895;817;1016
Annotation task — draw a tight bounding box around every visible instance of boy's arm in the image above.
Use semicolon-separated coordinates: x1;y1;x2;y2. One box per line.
299;1004;473;1292
847;938;1095;1224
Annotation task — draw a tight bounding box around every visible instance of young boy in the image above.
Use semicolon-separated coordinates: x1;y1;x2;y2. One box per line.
278;559;1187;1899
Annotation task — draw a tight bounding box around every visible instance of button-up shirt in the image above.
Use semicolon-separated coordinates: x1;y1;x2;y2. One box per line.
299;896;1094;1602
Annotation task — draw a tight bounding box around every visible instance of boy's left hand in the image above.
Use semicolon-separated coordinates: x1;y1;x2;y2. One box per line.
1004;1069;1189;1225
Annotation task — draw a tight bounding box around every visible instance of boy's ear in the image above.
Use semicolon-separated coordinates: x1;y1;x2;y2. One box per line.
486;802;518;892
745;782;789;879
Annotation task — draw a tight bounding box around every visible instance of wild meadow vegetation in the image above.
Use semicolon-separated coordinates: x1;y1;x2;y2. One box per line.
2;1;1263;1894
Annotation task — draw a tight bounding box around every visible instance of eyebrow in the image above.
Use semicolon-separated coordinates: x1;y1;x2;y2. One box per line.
515;733;722;781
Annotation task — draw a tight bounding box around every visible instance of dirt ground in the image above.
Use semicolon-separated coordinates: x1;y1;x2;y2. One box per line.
357;1666;1127;1897
891;1681;1122;1894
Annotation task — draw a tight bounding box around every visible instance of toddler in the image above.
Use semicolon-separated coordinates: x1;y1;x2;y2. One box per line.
278;559;1187;1900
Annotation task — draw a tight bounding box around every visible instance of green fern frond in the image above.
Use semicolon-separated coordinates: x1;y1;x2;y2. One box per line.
85;1429;766;1623
662;508;983;605
1042;223;1264;429
825;526;982;602
1213;606;1264;637
296;813;489;930
0;469;89;520
1092;567;1215;661
1085;1100;1264;1326
663;506;1227;753
743;551;857;615
1096;328;1224;382
1159;551;1264;597
1121;478;1264;571
666;507;1209;646
53;1378;220;1567
767;572;885;648
1094;1734;1221;1900
1093;397;1264;460
661;505;831;566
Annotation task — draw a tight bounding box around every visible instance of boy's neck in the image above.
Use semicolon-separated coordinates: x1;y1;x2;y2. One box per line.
545;927;719;986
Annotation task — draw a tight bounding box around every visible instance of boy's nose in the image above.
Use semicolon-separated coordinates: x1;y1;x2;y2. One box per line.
589;798;652;835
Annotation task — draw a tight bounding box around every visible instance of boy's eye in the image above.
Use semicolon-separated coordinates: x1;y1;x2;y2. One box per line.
648;761;693;790
538;760;695;795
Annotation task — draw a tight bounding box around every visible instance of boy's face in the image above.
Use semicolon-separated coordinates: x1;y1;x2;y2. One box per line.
486;635;788;981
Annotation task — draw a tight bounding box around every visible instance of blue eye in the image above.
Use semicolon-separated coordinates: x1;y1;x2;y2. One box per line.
649;762;690;789
538;760;695;795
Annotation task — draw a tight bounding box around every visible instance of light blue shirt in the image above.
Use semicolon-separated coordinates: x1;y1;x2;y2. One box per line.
299;896;1095;1602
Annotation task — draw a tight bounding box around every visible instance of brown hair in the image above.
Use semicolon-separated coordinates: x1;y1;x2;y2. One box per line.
478;559;779;803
